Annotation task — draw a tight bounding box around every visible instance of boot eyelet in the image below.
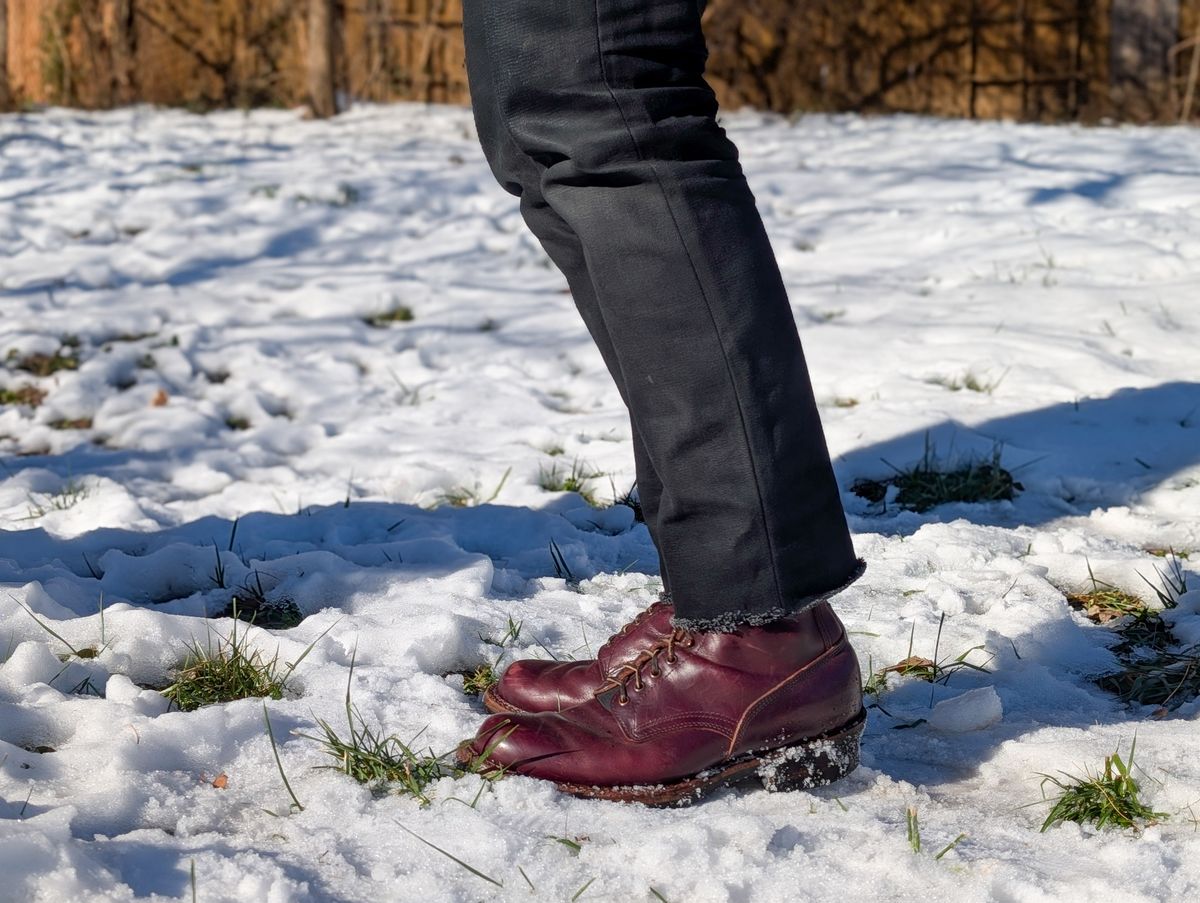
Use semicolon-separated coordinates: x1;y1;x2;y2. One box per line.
616;694;629;706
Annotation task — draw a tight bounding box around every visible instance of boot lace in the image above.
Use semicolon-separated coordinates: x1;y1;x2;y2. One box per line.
595;628;694;705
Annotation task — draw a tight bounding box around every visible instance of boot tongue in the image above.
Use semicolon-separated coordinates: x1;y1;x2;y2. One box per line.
597;602;675;674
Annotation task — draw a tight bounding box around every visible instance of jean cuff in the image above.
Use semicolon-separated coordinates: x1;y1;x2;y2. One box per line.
670;557;867;633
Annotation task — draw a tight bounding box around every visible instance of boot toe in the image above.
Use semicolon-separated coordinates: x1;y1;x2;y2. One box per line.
486;659;599;714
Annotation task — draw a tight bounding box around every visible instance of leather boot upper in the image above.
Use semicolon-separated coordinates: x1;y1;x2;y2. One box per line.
469;601;863;787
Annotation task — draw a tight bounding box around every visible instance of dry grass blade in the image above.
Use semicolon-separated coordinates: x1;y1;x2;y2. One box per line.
867;614;993;706
1096;647;1200;711
1067;587;1146;624
1067;560;1147;624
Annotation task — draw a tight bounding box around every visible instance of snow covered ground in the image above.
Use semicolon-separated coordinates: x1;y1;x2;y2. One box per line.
2;102;1199;902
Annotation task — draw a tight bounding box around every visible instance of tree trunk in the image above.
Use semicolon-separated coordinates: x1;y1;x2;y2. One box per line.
111;0;136;105
307;0;337;118
0;0;12;110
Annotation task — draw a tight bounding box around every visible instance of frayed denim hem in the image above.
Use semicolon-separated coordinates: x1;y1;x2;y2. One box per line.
670;557;867;633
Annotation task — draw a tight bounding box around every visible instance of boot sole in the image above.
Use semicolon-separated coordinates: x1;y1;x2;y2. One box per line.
547;708;866;807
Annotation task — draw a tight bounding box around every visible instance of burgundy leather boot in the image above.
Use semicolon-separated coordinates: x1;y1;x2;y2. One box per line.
483;593;674;715
460;601;865;806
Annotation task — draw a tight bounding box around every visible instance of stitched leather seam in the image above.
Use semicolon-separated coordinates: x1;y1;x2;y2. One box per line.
630;713;736;741
726;642;848;756
635;720;734;741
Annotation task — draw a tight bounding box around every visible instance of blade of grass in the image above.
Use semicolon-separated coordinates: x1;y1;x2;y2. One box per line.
518;865;536;891
935;833;967;859
9;594;80;656
394;822;503;888
263;702;304;812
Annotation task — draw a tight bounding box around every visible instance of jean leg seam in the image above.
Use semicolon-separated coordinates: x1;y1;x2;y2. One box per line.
589;0;785;613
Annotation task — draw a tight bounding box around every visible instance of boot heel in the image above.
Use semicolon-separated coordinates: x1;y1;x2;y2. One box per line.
755;712;865;793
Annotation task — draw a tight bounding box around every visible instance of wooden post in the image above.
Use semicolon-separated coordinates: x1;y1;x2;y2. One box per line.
1069;0;1087;119
111;0;136;105
968;0;979;118
307;0;338;118
1182;25;1200;121
0;0;12;110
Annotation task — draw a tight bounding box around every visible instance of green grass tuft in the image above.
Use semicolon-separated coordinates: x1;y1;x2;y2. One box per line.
48;417;92;430
1091;552;1199;711
363;306;414;328
9;349;79;377
163;617;288;712
926;368;1008;394
851;438;1022;512
1148;548;1191;560
460;663;498;696
609;479;645;523
538;457;603;505
216;571;305;630
1036;739;1167;832
24;478;91;518
1066;561;1147;624
0;385;48;407
431;467;511;509
301;652;507;804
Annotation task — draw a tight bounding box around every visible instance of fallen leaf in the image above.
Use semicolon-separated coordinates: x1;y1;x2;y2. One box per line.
151;389;169;407
883;655;936;674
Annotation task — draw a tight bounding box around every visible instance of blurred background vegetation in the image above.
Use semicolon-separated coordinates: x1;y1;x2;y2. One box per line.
1;1;1198;122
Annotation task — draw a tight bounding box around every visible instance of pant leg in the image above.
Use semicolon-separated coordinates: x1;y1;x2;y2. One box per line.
461;6;672;597
462;0;860;625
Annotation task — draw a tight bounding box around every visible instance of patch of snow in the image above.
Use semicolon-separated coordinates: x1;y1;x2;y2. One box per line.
1;102;1199;901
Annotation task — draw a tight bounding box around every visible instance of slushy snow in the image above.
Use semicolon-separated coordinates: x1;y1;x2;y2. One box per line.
2;102;1200;902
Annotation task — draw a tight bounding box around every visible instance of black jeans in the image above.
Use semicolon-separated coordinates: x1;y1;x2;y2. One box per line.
461;0;861;627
